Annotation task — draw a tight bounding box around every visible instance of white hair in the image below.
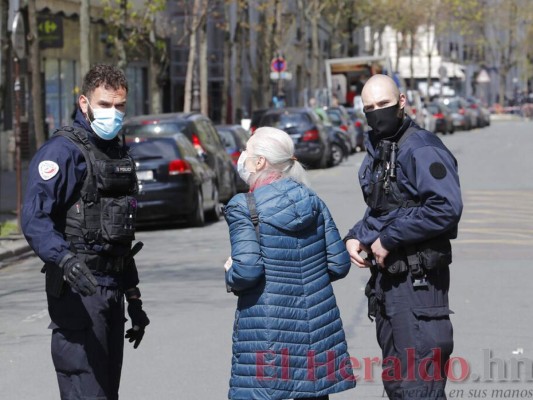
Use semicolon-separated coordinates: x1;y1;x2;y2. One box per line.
248;126;310;187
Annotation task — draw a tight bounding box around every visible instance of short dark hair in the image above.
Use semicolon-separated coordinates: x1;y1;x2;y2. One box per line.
81;64;128;98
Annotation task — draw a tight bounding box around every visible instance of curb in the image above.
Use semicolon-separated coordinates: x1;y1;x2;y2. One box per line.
0;240;32;268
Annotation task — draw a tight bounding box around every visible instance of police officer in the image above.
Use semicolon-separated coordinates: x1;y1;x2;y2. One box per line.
344;74;462;399
22;64;149;400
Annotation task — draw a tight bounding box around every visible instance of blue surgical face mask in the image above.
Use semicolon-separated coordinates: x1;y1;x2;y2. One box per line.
88;104;125;140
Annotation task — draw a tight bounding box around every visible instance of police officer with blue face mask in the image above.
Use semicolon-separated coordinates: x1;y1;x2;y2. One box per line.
22;64;149;400
344;75;463;399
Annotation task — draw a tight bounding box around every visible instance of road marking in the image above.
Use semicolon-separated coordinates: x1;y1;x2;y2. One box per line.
22;309;48;323
458;189;533;247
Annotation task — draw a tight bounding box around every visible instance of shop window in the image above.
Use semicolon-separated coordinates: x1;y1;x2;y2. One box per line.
44;59;78;136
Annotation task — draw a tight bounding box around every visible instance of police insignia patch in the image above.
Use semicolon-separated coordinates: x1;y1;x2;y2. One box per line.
429;162;447;179
38;160;60;180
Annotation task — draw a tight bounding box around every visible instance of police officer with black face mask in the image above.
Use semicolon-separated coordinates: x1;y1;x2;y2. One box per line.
22;64;149;400
344;74;463;399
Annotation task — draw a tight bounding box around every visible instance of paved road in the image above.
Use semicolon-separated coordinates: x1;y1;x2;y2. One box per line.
1;120;533;399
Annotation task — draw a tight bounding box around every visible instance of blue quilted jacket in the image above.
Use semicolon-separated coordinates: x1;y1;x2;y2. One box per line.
224;178;356;399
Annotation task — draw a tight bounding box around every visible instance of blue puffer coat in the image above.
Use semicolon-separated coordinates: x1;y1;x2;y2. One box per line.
224;178;356;400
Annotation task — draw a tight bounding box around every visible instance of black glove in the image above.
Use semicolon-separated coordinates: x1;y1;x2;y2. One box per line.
61;256;97;296
125;298;150;349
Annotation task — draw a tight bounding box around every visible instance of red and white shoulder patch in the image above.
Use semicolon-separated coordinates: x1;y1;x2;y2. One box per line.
38;160;60;180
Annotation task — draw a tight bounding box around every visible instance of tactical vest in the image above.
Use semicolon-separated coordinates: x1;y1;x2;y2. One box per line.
363;126;456;279
363;126;420;213
56;127;138;259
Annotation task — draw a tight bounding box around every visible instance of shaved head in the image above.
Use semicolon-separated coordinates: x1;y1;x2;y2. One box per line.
361;74;404;112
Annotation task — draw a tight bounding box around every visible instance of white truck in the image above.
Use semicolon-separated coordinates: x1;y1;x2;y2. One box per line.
324;56;394;107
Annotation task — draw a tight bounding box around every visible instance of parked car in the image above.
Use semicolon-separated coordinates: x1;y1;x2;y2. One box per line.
325;106;358;153
126;134;220;227
257;107;330;169
123;112;237;203
250;109;268;134
310;107;351;167
442;97;477;130
345;108;366;152
326;127;350;167
466;97;491;127
427;102;455;134
406;89;426;128
215;124;250;192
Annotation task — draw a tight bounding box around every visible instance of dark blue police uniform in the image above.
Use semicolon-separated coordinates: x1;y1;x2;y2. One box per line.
346;116;463;399
22;110;140;400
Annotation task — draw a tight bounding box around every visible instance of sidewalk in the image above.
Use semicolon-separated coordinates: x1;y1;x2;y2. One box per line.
0;166;32;268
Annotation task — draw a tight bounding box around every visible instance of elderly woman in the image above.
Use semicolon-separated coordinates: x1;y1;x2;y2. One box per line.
224;127;356;400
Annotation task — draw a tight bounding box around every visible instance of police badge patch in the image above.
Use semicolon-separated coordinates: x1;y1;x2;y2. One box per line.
429;162;447;179
38;160;60;180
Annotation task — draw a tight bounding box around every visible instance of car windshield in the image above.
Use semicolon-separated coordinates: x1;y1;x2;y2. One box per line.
128;137;180;161
260;112;312;130
123;121;187;137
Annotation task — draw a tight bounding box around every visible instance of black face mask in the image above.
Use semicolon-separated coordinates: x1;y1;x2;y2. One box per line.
365;103;403;143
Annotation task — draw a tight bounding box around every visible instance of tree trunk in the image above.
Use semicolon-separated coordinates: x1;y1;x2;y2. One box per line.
80;0;90;78
27;0;45;149
199;6;208;116
115;0;128;70
409;31;415;90
0;0;9;118
184;0;200;112
310;12;320;92
221;29;230;123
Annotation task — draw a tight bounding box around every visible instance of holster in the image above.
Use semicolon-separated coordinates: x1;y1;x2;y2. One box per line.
42;263;65;299
365;267;379;321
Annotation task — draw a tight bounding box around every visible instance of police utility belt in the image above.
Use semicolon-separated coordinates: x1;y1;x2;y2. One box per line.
364;133;453;281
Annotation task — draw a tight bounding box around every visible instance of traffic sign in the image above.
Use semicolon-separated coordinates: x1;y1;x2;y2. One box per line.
11;12;26;60
270;72;292;81
271;57;287;73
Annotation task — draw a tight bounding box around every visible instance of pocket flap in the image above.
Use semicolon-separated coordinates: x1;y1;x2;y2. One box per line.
412;306;454;319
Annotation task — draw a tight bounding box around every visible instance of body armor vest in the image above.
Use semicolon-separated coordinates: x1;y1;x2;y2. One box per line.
57;127;138;257
364;126;420;213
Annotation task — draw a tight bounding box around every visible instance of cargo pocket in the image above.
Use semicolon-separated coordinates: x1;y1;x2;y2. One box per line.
51;327;90;374
412;306;454;360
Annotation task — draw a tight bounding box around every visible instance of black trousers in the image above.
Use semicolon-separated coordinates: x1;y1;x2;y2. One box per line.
374;268;453;400
49;285;125;400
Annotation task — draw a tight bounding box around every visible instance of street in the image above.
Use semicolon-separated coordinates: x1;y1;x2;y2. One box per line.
1;119;533;399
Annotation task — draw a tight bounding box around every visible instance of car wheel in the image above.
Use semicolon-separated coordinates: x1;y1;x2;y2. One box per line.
206;184;222;222
330;144;344;167
188;189;205;227
316;146;329;169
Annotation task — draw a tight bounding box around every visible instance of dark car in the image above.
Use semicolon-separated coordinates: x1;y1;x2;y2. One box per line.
250;109;268;134
215;124;250;192
427;102;455;135
345;108;366;152
258;107;330;169
325;106;358;153
466;97;491;127
326;127;350;167
123;113;236;203
127;134;220;227
443;97;477;130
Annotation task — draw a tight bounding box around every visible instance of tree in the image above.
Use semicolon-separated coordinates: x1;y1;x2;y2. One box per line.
101;0;170;113
0;0;9;125
80;0;90;78
27;0;45;149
